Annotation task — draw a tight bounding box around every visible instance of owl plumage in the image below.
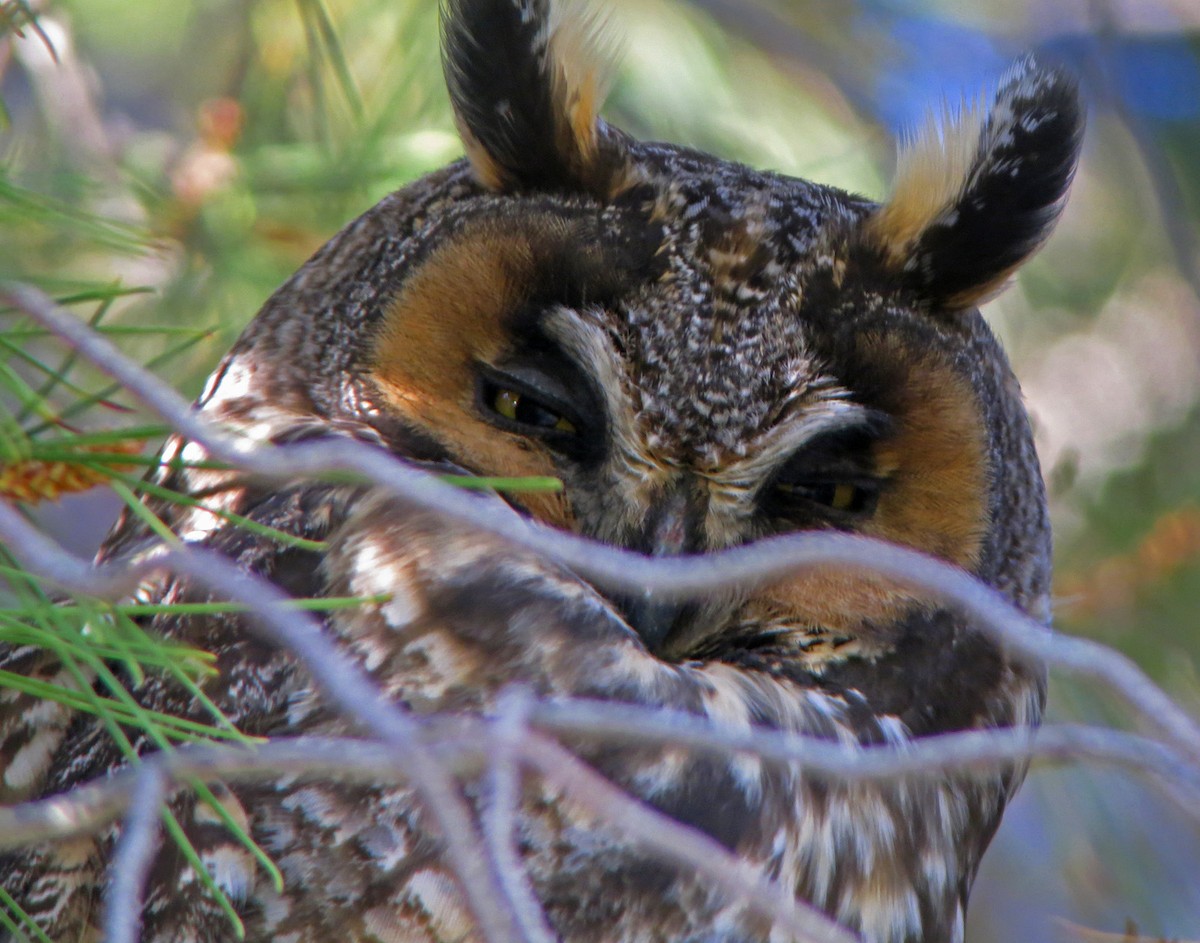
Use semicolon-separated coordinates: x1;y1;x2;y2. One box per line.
0;1;1083;941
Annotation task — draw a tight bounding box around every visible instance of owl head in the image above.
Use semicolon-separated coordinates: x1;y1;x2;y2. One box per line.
207;0;1082;689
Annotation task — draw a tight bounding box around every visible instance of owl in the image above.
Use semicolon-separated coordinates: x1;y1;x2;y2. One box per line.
0;0;1083;941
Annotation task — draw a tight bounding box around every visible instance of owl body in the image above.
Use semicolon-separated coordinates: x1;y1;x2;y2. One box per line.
0;1;1083;941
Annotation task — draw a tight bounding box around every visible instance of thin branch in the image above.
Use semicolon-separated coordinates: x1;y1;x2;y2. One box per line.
3;284;1200;767
1;715;1197;942
530;702;1200;811
3;722;1198;855
482;690;558;943
104;765;168;943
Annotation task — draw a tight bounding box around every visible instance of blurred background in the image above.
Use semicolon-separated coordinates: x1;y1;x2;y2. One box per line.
1;0;1198;939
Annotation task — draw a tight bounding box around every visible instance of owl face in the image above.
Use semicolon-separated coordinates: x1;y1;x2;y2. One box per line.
216;0;1080;670
364;168;982;658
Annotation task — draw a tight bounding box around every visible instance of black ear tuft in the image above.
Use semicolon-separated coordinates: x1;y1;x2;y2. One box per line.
441;0;623;195
866;58;1085;310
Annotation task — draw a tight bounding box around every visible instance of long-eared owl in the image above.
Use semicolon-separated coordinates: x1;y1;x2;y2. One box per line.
0;0;1083;941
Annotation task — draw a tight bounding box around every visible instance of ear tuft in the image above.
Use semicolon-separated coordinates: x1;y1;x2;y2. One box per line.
441;0;622;195
866;58;1085;310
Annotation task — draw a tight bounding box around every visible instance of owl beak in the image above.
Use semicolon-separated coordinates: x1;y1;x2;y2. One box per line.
619;483;704;652
620;593;686;654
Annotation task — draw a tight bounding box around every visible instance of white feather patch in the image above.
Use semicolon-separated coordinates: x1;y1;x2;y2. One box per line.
869;95;986;266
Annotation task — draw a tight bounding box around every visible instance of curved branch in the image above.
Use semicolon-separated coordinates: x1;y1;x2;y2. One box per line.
482;690;558;943
104;765;168;943
3;721;1198;854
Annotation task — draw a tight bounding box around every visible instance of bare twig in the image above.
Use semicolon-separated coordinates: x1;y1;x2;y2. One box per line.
3;722;1199;857
482;689;557;943
2;712;1198;943
3;284;1200;767
104;765;168;943
529;702;1200;808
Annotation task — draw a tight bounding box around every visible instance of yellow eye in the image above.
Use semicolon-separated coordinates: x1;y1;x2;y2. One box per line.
829;482;859;511
490;387;577;434
775;480;872;514
494;388;521;421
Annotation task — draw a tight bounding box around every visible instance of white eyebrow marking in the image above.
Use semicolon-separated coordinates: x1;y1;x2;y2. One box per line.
540;303;656;470
540;304;877;497
708;391;873;491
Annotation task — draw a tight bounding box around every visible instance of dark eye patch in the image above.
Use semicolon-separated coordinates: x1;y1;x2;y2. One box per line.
761;410;893;525
475;325;606;462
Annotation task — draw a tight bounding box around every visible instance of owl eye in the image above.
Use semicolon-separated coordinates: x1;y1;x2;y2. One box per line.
476;361;591;451
764;420;888;522
475;353;605;461
773;479;876;514
490;386;578;434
